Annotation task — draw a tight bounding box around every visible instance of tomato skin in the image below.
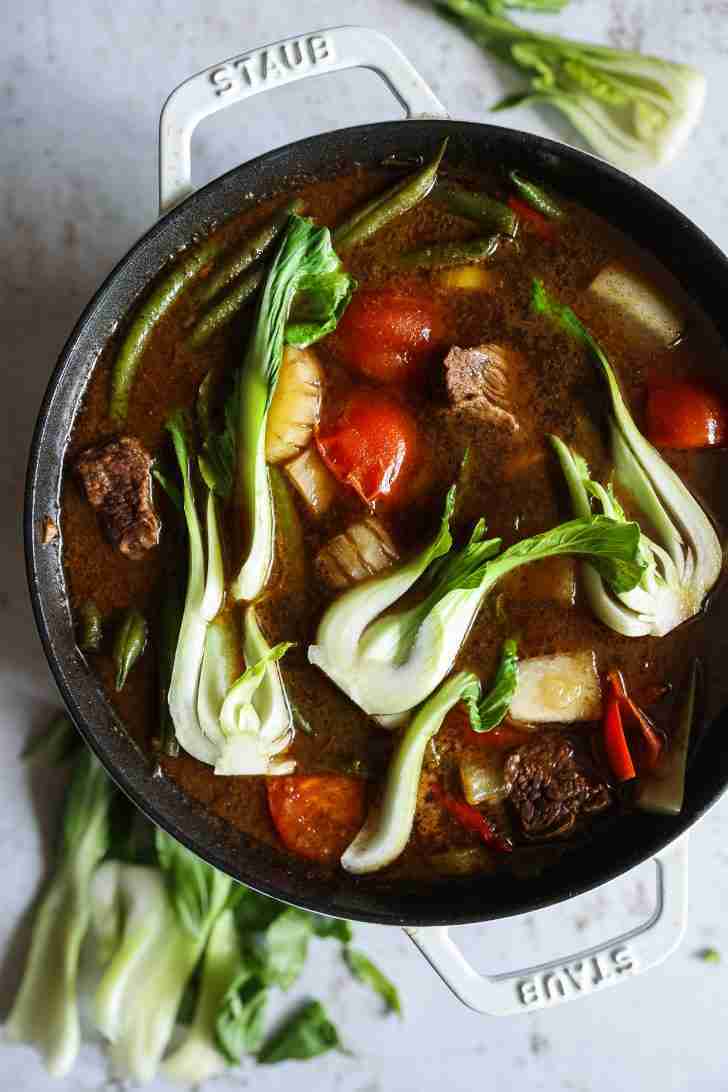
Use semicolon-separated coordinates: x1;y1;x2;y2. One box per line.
329;290;444;383
507;196;556;241
267;775;366;863
316;392;419;504
647;379;728;449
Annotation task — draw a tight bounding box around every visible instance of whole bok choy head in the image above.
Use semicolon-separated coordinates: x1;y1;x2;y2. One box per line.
6;749;112;1077
231;213;354;602
166;412;295;771
534;280;723;637
437;0;706;170
308;482;645;718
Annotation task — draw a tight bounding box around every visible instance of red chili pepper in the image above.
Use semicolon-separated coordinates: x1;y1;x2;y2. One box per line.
508;196;557;241
608;671;664;774
431;781;512;853
603;690;636;782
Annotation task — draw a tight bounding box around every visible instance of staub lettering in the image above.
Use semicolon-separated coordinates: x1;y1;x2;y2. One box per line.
516;945;637;1008
209;34;335;97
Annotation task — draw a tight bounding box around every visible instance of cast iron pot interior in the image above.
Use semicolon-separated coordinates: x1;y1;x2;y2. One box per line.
25;120;728;926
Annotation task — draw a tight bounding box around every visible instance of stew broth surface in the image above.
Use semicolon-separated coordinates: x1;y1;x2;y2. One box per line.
61;159;728;884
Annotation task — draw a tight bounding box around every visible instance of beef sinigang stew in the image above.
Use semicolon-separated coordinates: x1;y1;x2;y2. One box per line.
61;143;728;884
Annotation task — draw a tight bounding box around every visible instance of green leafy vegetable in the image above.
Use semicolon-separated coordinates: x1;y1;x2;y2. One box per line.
215;970;268;1063
310;469;642;718
89;836;232;1083
536;279;722;636
344;948;402;1016
312;916;354;943
7;749;113;1077
166;410;225;764
198;375;238;500
342;672;481;874
21;712;79;765
437;0;706;169
467;638;519;732
163;909;248;1084
258;1001;341;1064
231;213;354;602
155;828;232;939
260;907;314;989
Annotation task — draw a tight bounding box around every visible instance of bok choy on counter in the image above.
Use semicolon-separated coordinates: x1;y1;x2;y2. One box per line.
7;723;400;1083
436;0;706;169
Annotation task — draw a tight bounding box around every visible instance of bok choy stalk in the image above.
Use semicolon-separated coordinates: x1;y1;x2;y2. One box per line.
166;404;296;772
162;908;242;1085
90;831;232;1083
437;0;706;169
534;280;723;636
231;214;354;602
342;672;481;873
309;484;644;717
7;749;112;1077
166;411;225;764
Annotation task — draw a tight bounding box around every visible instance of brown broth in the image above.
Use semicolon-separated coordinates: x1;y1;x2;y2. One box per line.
61;161;728;884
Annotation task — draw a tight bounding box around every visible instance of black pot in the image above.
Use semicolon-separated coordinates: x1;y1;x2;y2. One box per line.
24;29;728;947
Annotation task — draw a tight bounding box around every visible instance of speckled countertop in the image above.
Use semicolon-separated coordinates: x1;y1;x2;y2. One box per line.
3;2;728;1090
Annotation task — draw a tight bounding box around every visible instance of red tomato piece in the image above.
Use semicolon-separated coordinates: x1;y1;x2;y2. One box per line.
329;289;444;383
267;775;366;863
646;378;728;449
508;196;557;241
316;392;419;504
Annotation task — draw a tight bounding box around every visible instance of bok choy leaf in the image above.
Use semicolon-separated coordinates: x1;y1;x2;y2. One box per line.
342;672;480;874
535;280;723;635
231;214;354;602
467;637;519;731
309;477;643;718
437;0;706;169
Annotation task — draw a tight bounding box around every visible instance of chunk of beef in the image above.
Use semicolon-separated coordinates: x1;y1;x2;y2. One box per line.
76;436;160;559
504;733;611;840
443;343;523;433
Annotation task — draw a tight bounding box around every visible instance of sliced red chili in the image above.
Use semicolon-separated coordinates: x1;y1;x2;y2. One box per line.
603;690;636;782
608;671;664;774
431;781;512;853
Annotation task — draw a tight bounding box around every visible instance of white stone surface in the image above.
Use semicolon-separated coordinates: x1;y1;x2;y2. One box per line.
2;1;728;1089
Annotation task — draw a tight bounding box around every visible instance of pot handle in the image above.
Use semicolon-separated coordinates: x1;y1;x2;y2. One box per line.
158;25;448;213
404;838;688;1014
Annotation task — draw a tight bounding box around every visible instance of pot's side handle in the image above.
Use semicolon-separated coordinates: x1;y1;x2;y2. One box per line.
159;25;448;213
404;839;688;1015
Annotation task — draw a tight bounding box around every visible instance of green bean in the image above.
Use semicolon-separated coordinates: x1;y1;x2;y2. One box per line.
334;138;448;252
77;599;104;652
509;171;564;220
113;608;148;692
392;235;501;271
432;180;518;236
156;579;183;757
198;198;305;304
188;265;264;349
110;235;221;424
